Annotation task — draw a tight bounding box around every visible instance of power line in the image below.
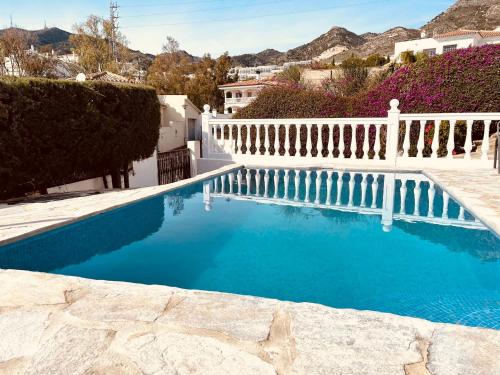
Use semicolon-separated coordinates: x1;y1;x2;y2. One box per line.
110;0;119;62
120;0;235;8
120;0;290;18
121;0;389;29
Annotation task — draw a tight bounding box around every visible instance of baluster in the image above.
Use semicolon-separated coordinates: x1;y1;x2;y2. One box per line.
294;169;300;201
256;125;261;155
220;125;225;150
371;174;379;209
481;120;492;161
446;119;456;159
246;168;252;196
363;125;370;160
374;124;381;160
350;124;357;159
292;125;298;157
336;172;344;206
284;125;290;156
255;169;261;197
416;120;425;158
264;124;270;156
221;174;226;194
400;178;407;214
213;177;219;194
245;125;250;155
431;120;441;159
237;170;242;195
414;181;421;216
236;125;242;154
338;124;345;159
283;169;290;199
227;125;233;153
273;169;280;199
315;125;322;157
306;124;313;157
326;170;333;205
442;191;449;219
348;173;355;207
360;173;368;207
304;170;311;202
464;119;473;160
402;120;410;158
263;169;269;198
274;125;280;156
458;206;465;221
228;172;234;195
314;170;322;204
209;124;214;153
427;181;435;217
327;124;334;158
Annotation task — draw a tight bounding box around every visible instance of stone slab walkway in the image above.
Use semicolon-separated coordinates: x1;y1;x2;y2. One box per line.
425;168;500;235
0;269;498;375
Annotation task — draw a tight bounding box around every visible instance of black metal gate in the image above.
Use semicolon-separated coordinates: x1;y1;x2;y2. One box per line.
157;149;191;185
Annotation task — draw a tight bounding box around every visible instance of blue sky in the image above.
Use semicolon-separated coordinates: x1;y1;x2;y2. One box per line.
1;0;454;56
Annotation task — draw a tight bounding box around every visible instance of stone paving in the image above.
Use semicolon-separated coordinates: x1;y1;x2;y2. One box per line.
425;168;500;235
0;269;498;375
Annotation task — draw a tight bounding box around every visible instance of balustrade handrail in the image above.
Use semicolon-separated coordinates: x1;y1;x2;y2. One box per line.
201;100;500;168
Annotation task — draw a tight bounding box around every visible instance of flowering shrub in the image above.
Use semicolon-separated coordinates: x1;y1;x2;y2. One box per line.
236;45;499;155
356;44;500;116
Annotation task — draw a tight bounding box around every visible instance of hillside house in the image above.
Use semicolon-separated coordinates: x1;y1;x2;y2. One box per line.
393;27;500;61
219;80;280;115
158;95;201;152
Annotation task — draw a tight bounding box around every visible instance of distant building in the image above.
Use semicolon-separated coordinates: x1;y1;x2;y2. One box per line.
219;80;280;115
229;60;312;81
393;27;500;61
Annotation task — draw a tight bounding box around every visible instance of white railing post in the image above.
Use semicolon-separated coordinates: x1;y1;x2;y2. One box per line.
381;173;396;232
431;119;441;159
464;119;473;160
387;99;400;165
446;119;456;159
481;120;491;161
201;104;212;158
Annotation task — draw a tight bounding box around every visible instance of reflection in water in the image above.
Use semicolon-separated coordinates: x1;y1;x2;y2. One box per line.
0;195;165;271
206;168;496;261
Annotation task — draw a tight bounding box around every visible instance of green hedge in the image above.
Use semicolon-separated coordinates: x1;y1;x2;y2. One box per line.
0;78;160;198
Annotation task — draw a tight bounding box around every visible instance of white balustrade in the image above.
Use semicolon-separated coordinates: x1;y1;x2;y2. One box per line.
400;178;407;214
348;173;355;207
427;181;435;217
245;168;251;196
360;173;368;207
371;174;379;209
414;181;421;216
201;103;499;169
442;191;449;219
237;170;242;195
336;172;343;206
220;174;226;194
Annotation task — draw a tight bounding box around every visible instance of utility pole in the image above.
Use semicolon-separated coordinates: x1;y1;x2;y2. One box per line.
109;0;119;62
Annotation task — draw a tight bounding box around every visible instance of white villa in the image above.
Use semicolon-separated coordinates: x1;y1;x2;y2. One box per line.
219;80;280;115
393;27;500;61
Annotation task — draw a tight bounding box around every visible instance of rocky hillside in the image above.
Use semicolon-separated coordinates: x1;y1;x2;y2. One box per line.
285;27;365;61
232;49;284;66
334;27;420;61
423;0;500;35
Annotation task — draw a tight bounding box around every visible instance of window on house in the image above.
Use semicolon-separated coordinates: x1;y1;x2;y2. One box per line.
226;92;232;98
443;44;457;53
247;91;253;97
235;92;242;98
423;48;436;57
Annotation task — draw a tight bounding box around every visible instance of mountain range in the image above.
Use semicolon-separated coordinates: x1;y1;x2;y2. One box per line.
1;0;498;69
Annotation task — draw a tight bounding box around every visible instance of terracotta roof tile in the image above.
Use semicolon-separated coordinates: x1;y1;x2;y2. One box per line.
218;79;280;88
434;29;500;39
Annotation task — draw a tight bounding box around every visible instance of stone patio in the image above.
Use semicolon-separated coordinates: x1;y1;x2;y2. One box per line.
0;269;498;375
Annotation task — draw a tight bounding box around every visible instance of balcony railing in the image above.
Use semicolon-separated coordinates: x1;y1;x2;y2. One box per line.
225;97;256;104
202;100;500;169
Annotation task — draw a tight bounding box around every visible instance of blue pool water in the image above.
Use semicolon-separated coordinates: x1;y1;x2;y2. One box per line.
1;169;499;328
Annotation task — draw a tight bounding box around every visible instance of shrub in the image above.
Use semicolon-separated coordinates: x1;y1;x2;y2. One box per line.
0;77;160;198
356;44;500;116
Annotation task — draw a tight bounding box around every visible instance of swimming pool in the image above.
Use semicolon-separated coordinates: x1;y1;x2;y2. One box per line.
1;168;499;328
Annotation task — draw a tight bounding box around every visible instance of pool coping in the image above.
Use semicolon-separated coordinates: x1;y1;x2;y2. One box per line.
0;164;498;246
